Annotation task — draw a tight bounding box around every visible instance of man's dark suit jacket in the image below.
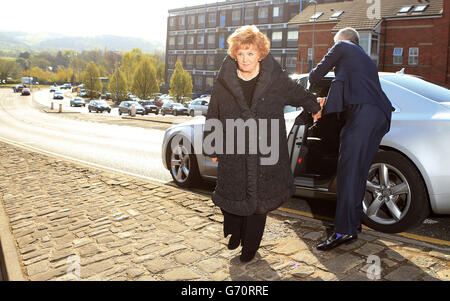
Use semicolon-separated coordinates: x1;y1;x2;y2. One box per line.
309;40;393;124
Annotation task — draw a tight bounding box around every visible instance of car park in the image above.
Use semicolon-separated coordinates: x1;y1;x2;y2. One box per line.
139;100;160;115
88;100;111;113
53;91;64;99
188;98;209;117
70;97;86;107
118;101;145;116
161;72;450;234
21;88;31;96
161;102;189;116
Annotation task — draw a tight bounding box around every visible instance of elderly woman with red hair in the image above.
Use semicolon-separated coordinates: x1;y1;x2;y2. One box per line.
203;25;323;262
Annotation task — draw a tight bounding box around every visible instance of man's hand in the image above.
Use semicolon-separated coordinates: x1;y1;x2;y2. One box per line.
317;97;326;108
312;97;325;122
312;110;322;122
211;157;218;164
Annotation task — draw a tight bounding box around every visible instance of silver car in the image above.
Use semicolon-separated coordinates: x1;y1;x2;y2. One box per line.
188;97;210;117
161;72;450;234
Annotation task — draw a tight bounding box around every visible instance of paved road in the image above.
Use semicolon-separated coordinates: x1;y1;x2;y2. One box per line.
0;89;173;183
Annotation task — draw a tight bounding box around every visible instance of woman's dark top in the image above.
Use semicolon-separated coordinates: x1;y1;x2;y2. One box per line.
238;73;260;108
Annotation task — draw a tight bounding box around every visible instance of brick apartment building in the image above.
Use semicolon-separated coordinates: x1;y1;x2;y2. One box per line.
289;0;450;87
164;0;352;96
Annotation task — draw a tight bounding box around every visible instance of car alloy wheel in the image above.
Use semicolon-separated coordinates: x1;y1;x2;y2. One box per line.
168;139;200;188
361;151;429;233
171;144;191;184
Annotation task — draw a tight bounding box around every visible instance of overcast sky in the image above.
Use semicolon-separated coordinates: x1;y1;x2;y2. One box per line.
0;0;220;43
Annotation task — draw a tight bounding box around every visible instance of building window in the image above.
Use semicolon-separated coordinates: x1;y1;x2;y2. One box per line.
187;35;195;46
177;36;184;48
207;55;215;66
307;48;313;71
286;55;297;73
393;48;403;65
232;9;241;24
178;16;185;26
188;15;196;27
194;76;203;89
168;55;176;68
186;54;194;67
287;31;298;41
208;34;216;47
198;15;205;27
169;17;176;28
408;47;419;65
244;8;254;24
273;6;283;18
272;31;283;42
219;34;226;49
258;7;269;20
206;77;214;90
196;55;204;68
220;12;226;27
208;13;216;27
197;35;204;48
169;37;176;48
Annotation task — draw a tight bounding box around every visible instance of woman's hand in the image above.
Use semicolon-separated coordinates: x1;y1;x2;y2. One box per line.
211;157;218;164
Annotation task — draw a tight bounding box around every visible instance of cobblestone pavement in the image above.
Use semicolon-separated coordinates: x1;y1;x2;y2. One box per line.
0;142;449;281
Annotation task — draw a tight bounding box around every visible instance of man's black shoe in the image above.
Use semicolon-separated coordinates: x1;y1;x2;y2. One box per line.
316;232;358;251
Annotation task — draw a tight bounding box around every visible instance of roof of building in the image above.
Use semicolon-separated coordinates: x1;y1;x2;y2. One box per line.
288;0;444;31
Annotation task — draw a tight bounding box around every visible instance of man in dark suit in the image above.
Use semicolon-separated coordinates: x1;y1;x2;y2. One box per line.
309;27;393;251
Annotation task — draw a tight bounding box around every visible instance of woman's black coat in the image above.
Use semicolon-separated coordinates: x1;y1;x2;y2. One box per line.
203;54;321;216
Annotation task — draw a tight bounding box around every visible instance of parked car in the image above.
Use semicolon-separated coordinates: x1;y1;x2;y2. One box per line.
161;72;450;234
70;97;86;107
139;100;160;115
188;98;209;117
118;101;145;116
61;83;71;90
79;89;87;98
53;91;64;99
101;93;112;100
154;95;174;107
88;100;111;113
13;85;24;93
49;86;57;93
21;88;31;96
161;102;189;116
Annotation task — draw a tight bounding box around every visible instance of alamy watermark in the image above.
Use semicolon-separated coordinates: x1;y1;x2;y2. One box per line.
170;118;280;166
366;0;381;19
366;255;382;280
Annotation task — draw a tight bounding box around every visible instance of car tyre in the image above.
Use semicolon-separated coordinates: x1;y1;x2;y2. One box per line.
167;136;201;188
361;151;430;233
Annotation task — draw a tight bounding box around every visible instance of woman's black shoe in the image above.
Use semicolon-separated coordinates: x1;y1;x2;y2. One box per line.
239;250;257;263
227;235;241;250
316;232;358;251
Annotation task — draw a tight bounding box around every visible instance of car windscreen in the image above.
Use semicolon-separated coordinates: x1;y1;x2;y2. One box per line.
382;75;450;103
97;101;108;105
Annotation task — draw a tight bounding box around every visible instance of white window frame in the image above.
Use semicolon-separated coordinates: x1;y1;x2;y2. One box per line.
408;47;419;66
272;31;283;42
287;31;298;41
393;48;403;65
